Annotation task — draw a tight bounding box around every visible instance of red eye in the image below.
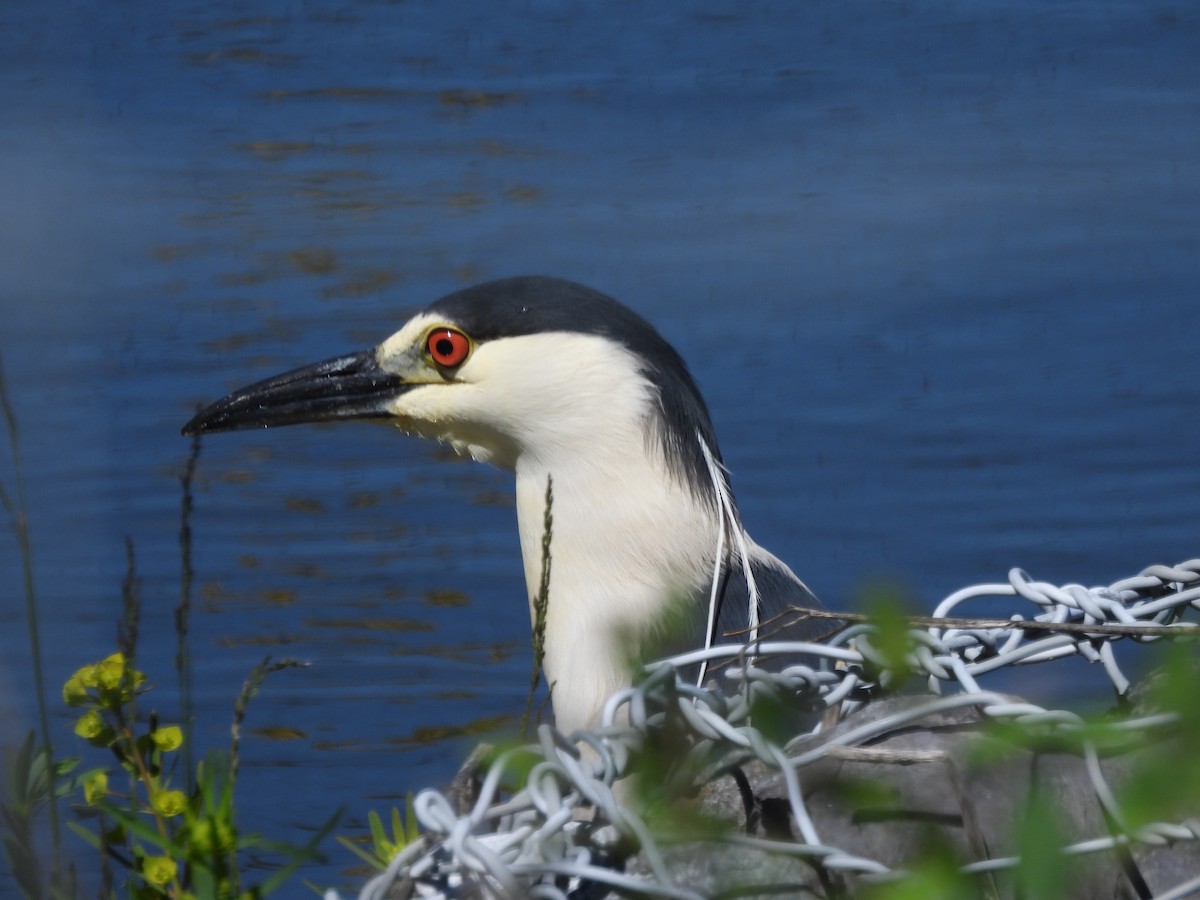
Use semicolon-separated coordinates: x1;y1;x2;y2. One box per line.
426;328;471;367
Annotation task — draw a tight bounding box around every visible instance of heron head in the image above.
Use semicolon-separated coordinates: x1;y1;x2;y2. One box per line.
183;276;719;489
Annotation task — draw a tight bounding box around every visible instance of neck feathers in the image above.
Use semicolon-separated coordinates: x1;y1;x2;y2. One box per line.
513;424;721;731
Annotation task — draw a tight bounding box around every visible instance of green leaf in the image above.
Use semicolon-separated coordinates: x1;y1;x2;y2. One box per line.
1014;787;1072;900
859;834;977;899
368;809;386;852
1118;644;1200;829
66;820;103;852
335;835;384;871
92;802;176;853
861;585;920;687
403;794;420;846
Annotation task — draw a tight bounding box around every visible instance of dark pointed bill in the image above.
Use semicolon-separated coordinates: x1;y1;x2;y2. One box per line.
181;350;408;436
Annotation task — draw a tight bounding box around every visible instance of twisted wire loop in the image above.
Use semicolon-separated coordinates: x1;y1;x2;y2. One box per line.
330;558;1200;900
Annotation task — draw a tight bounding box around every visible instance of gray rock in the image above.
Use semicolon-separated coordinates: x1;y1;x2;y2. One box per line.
623;694;1199;898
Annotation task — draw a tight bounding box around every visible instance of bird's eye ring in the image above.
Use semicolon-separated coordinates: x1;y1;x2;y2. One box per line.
426;328;471;368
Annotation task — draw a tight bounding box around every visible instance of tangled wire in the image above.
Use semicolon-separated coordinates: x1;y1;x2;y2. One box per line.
331;558;1200;900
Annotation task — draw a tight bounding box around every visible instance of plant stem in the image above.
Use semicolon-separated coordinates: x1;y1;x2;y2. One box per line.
176;432;200;792
0;351;62;856
521;475;553;739
230;657;305;786
109;708;184;898
119;537;141;672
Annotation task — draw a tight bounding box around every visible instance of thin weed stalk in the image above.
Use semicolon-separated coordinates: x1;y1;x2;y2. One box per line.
521;475;553;739
118;538;140;674
230;657;307;786
176;431;200;792
0;351;62;857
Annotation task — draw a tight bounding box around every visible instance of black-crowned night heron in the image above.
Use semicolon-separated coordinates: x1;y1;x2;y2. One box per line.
183;276;820;733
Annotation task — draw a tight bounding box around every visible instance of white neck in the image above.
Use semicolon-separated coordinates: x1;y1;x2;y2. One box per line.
513;440;717;734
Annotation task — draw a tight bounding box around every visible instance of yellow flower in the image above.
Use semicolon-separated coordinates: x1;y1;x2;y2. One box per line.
62;665;97;704
95;653;128;690
74;710;105;741
73;710;114;747
151;725;183;752
151;789;187;818
83;771;108;805
142;855;177;887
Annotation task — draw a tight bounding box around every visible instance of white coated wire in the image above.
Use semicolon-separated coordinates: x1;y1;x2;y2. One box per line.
335;558;1200;900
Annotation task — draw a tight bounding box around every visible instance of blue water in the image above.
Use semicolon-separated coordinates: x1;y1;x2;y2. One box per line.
2;1;1197;893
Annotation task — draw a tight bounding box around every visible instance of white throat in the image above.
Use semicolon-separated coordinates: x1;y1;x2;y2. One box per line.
514;440;718;733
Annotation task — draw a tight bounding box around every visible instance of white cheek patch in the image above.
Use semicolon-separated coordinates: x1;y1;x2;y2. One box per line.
468;333;654;453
